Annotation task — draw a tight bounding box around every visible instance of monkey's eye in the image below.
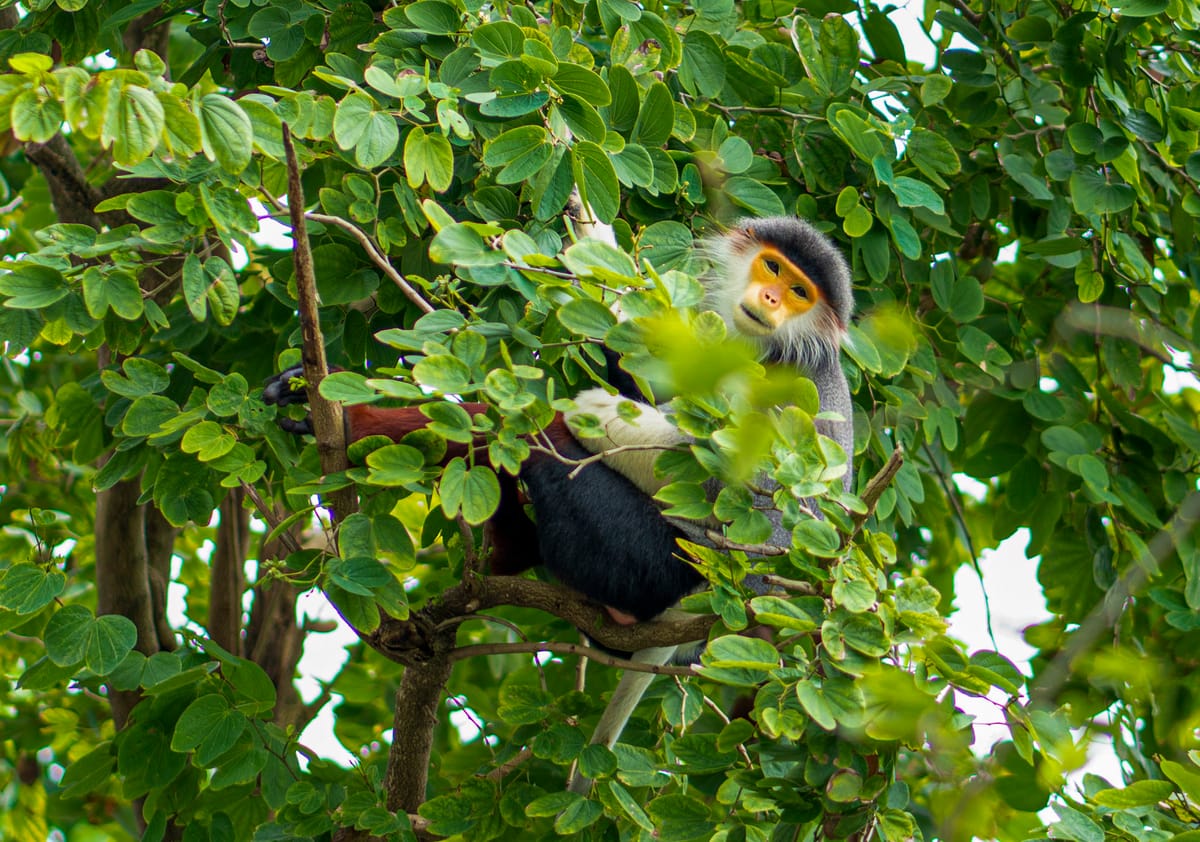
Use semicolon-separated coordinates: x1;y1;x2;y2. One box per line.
763;258;780;275
791;285;808;299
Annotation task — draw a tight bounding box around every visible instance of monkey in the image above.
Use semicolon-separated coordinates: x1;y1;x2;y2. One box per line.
263;216;855;786
549;217;854;787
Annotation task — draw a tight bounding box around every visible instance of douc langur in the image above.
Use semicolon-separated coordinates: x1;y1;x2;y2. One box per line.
262;216;855;788
553;217;854;789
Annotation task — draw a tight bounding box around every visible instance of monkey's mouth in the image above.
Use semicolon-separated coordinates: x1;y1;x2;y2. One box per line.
736;304;773;335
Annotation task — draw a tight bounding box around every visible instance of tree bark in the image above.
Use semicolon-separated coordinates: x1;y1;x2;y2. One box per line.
211;489;250;655
383;632;456;814
94;478;156;728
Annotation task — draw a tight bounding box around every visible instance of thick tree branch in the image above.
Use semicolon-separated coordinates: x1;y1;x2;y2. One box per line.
247;510;308;728
94;478;157;729
449;641;697;675
383;628;456;814
1030;491;1200;707
211;489;250;655
282;124;356;520
367;576;717;668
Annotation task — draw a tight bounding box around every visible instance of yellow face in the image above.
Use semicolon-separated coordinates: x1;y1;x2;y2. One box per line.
731;245;821;337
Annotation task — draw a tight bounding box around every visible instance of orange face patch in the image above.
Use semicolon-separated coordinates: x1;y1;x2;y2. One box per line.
733;246;822;335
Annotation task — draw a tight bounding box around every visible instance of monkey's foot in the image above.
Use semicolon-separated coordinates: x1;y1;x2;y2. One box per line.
605;605;640;626
262;365;308;407
263;365;314;435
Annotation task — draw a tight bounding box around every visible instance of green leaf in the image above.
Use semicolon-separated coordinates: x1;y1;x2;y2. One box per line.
83;268;143;320
334;91;374;149
556;95;606;144
1161;759;1200;803
44;605;137;674
1112;0;1167;15
561;238;638;283
550;63;611;106
1042;425;1090;456
413;354;472;393
1050;804;1103;842
484;125;553;184
429;222;506;266
717;136;753;174
795;680;837;730
461;464;500;525
792;518;841;558
611;143;655;188
863;9;906;62
472;21;523;60
795;16;858;96
106;85;165;165
680;30;725;98
11;89;64;143
329;556;394;596
907;129;961;187
571;141;619;224
404;127;454;191
638;221;694;272
197;94;253;173
352;110;398;168
631;82;672;147
404;0;461;34
891;176;945;214
607;781;654;831
366;444;426;486
0;263;69;309
181;420;237;461
557;299;617;339
122;395;181;437
60;743;116;798
207;374;248;416
1069;168;1135;215
0;564;66;614
1091;779;1174;808
171;694;249;764
725;177;785;217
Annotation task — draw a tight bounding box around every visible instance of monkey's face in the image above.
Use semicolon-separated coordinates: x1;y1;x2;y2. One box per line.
705;220;850;369
731;245;821;337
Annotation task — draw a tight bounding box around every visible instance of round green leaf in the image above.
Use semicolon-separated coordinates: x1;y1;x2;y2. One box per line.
0;564;66;614
198;94;253;173
557;298;616;339
571;142;619;223
107;85;164;166
12;89;64;143
171;693;249;764
355;110;399;168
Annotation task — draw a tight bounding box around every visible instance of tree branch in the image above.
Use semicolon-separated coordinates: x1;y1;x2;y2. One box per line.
449;640;697;675
282;124;356;521
210;488;249;655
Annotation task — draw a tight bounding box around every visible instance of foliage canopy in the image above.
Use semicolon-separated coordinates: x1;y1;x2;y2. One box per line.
1;0;1199;839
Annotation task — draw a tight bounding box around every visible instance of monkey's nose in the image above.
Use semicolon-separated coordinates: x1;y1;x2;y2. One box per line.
760;285;782;308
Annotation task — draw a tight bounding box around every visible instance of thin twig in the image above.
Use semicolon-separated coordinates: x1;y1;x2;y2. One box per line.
561;442;687;480
258;190;435;315
486;748;534;781
703;531;789;557
921;441;996;650
238;480;301;555
700;695;754;767
306;211;435;315
759;574;818;595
